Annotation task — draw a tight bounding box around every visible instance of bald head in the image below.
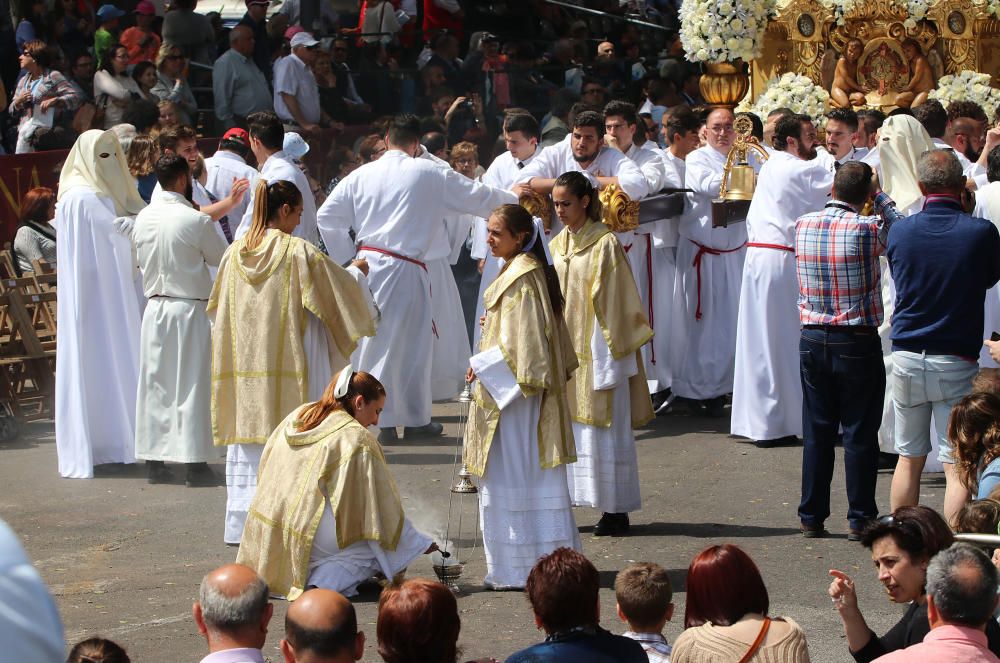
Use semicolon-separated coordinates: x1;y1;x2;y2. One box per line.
282;589;363;663
706;108;736;153
230;25;254;56
196;564;270;638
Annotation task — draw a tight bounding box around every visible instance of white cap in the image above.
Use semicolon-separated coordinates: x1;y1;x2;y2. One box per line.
290;32;320;49
283;132;310;159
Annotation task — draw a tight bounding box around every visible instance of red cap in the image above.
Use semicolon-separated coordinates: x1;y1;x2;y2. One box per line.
284;25;305;40
221;127;249;145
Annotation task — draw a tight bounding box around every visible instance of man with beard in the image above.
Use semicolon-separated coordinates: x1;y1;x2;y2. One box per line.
731;114;833;447
516;110;649;234
949;100;988;166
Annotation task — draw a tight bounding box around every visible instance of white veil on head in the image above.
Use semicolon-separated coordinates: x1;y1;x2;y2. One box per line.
878;115;936;212
57;129;146;217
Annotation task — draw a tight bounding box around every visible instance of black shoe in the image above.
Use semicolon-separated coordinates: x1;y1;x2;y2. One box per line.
800;522;827;538
594;512;630;537
847;529;864;542
877;452;899;470
651;388;674;414
403;422;444;438
146;461;174;485
752;435;802;449
185;463;221;487
703;396;727;418
378;427;399;444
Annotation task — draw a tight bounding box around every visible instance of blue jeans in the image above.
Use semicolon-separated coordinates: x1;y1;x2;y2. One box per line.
891;350;977;463
797;327;884;530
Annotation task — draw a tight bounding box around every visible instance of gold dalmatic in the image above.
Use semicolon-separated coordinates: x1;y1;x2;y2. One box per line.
549;219;654;428
463;252;578;476
236;408;405;600
208;229;376;446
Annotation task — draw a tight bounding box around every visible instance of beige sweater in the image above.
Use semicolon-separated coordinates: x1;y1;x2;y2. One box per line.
671;618;811;663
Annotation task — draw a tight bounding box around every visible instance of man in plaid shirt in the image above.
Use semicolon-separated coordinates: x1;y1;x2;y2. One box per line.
795;161;903;540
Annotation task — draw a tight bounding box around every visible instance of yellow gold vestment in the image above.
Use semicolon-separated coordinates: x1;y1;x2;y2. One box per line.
464;252;578;476
549;219;654;428
208;229;376;446
236;407;405;600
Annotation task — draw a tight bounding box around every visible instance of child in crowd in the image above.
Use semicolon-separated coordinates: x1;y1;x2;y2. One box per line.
615;562;674;663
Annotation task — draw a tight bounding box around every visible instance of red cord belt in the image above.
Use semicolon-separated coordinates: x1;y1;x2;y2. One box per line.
746;242;794;252
357;245;427;271
691;239;747;320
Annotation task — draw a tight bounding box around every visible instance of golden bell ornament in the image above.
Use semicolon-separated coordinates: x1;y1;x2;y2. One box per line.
722;164;757;201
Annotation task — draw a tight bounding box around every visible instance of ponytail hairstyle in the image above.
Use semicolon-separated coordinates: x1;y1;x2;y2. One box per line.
552;171;602;223
492;203;564;317
950;392;1000;495
244;179;303;251
295;367;386;432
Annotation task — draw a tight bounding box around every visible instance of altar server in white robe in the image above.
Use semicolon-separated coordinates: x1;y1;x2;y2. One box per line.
516;110;650;209
237;368;435;599
670;108;748;418
230;111;352;403
549;172;654;537
133;154;230;485
732;114;833;446
55;129;147;478
649;109;703;410
603;101;668;398
974;146;1000;368
472;112;541;349
465;204;581;588
316;114;517;442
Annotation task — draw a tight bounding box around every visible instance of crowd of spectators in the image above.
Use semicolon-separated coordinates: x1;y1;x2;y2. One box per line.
7;500;1000;662
0;0;697;157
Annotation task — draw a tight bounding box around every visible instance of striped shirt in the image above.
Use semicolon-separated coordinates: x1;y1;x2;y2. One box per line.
623;631;672;663
795;192;903;326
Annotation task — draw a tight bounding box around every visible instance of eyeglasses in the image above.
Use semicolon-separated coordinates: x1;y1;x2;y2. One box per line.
582;88;603;95
454;158;477;165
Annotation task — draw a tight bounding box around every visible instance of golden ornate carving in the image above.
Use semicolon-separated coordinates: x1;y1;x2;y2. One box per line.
599;184;639;233
519;190;552;231
752;0;1000;110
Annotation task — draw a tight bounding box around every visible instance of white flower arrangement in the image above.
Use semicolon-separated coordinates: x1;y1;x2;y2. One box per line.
988;0;1000;19
736;72;830;123
928;70;1000;123
679;0;775;64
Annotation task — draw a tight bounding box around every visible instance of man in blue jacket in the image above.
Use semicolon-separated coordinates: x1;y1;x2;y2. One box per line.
888;148;1000;525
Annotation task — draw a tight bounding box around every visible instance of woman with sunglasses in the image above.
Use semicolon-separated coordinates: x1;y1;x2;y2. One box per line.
151;43;197;126
828;505;1000;661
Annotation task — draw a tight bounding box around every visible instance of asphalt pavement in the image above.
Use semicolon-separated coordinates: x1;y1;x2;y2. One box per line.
1;400;943;662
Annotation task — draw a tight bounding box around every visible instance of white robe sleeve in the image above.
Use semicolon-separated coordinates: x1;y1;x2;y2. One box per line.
608;151;650;200
516;145;558;184
635;149;667;195
317;178;357;257
590;318;637;391
441;168;518;218
470;216;489;260
470;346;523;410
345;264;380;327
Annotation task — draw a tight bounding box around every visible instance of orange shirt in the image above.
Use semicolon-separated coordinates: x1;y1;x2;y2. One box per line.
121;27;161;65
